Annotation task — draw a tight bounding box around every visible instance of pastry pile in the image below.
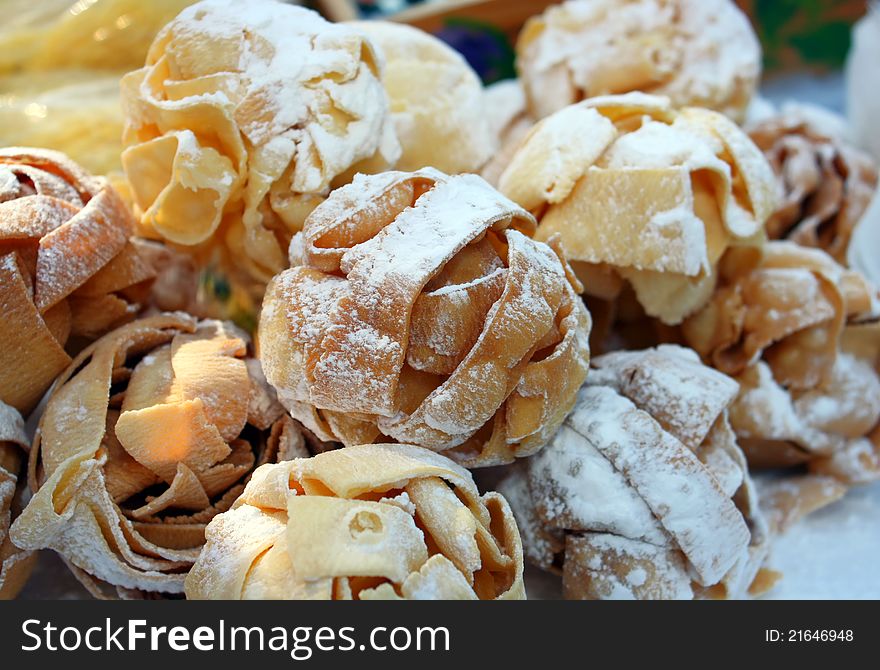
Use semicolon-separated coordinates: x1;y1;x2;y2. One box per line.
259;168;591;467
1;0;878;600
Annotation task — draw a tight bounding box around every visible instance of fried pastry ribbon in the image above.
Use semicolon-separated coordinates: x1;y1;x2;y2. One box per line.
352;21;494;175
497;93;776;325
186;444;525;600
499;345;773;600
683;241;880;484
10;314;299;597
121;0;401;285
260;168;592;467
748;108;879;265
516;0;760;123
0;147;156;419
0;400;34;599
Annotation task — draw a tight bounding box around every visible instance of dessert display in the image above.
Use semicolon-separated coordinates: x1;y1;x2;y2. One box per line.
516;0;761;123
353;21;494;175
499;345;772;600
186;444;525;600
682;242;880;485
9;314;298;596
259;168;591;467
748;108;879;265
497;93;777;325
0;147;155;420
120;0;400;285
1;0;877;601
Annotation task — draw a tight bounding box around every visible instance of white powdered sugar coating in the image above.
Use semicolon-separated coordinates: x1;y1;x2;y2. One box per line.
590;345;740;450
380;229;567;446
601;117;727;174
283;271;351;347
505;344;760;598
0;401;28;449
794;353;880;434
340;173;526;288
567;533;694;600
528;424;667;543
566;385;750;585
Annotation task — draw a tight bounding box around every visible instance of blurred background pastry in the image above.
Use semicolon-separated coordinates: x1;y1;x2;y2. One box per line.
498;93;776;326
748;105;878;265
0;0;197;175
682;242;880;487
120;0;400;289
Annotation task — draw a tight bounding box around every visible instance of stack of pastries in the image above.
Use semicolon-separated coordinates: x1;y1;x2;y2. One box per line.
1;0;877;600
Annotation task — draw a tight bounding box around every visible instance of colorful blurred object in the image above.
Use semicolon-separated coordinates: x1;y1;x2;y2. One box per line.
744;0;867;71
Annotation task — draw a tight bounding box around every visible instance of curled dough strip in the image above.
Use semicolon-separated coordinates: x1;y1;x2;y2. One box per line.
497;93;776;325
120;1;401;283
682;241;871;390
260;169;590;466
685;242;880;486
0;400;33;599
748;108;879;263
308;172;533;416
185;444;525;600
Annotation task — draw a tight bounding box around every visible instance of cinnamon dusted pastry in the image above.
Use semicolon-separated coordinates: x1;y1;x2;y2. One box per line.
259;169;591;467
749;108;879;264
0;147;155;420
10;314;300;597
517;0;760;123
498;93;776;325
352;21;494;175
481;79;533;187
120;0;400;285
0;401;34;599
186;444;525;600
499;345;772;600
683;241;880;485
